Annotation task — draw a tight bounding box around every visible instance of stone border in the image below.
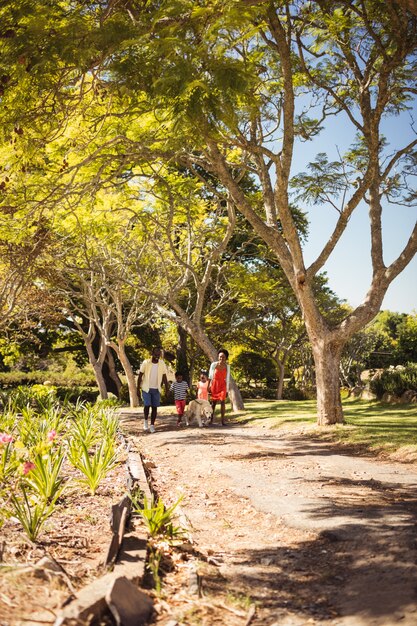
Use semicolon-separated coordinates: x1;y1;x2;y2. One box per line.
54;416;154;626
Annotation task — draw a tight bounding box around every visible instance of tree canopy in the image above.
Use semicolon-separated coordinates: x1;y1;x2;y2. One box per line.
0;0;416;421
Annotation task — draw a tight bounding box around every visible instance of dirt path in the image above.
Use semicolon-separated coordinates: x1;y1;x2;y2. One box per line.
120;408;417;626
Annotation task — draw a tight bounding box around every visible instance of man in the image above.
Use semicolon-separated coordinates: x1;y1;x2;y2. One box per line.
137;347;169;433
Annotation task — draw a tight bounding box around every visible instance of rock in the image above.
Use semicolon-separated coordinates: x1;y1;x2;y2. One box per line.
188;563;202;596
319;529;349;542
360;389;377;400
382;392;401;404
106;576;153;626
400;390;416;403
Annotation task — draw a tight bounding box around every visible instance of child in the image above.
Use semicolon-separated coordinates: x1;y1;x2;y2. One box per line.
196;370;209;401
170;372;190;426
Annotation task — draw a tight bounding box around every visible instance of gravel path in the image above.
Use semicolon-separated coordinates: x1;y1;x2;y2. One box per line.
120;408;417;626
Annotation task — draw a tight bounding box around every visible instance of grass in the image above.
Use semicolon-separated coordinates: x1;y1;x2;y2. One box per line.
233;398;417;459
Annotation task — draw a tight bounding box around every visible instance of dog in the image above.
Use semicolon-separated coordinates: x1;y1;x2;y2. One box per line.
185;399;213;427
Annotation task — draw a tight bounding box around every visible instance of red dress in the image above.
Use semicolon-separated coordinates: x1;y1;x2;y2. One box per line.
210;366;227;401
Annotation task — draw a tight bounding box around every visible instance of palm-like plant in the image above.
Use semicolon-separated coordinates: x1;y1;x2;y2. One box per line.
68;437;119;495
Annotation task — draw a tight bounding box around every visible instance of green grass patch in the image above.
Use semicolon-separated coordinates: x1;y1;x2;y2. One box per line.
233;399;317;426
233;398;417;458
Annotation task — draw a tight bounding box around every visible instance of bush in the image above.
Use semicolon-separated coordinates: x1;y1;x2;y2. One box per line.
0;384;99;408
232;351;277;387
118;383;130;404
55;386;99;404
282;385;310;401
0;369;96;389
369;364;417;400
95;395;125;409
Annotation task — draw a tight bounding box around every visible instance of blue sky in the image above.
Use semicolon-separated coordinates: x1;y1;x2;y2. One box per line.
294;106;417;315
303;202;416;314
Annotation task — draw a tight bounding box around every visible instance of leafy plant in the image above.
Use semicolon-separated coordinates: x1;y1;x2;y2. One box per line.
9;484;58;542
0;436;18;484
147;546;163;593
68;406;99;449
369;364;417;399
132;494;184;539
4;384;58;413
99;409;119;439
68;438;119;495
18;406;66;448
25;448;66;503
95;396;124;409
130;493;185;593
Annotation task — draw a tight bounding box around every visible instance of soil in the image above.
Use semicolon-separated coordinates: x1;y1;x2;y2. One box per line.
0;458;128;626
1;406;417;626
120;406;417;626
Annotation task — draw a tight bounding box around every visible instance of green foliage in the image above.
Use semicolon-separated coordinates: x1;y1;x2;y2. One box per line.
68;438;119;495
117;383;131;404
55;386;99;404
0;438;18;484
232;351;276;387
68;404;100;449
2;384;58;413
290;153;346;206
369;364;417;399
95;396;124;410
17;406;66;449
131;493;184;540
396;314;417;363
8;484;57;543
0;369;97;388
67;405;120;494
25;448;66;504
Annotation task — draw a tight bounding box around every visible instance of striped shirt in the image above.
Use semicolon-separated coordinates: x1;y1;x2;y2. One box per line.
170;380;189;400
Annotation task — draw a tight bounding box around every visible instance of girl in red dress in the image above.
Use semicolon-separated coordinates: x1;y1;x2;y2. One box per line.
208;348;230;425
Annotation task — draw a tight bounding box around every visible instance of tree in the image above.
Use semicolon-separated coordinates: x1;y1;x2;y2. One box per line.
48;201;157;407
112;0;416;424
2;1;416;424
125;170;246;409
396;313;417;363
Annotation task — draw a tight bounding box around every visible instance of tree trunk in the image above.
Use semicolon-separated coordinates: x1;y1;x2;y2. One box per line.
312;341;344;425
176;325;190;383
166;306;246;411
90;325;122;396
104;347;122;395
85;340;108;400
110;341;139;407
275;361;285;400
229;377;245;411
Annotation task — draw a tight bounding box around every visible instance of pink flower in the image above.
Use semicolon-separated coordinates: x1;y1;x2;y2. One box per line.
0;433;13;445
47;430;57;442
22;461;36;475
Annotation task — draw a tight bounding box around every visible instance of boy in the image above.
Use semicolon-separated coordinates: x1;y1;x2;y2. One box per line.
170;372;190;426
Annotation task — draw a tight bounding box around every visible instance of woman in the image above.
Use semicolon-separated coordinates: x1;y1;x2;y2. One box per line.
208;348;230;425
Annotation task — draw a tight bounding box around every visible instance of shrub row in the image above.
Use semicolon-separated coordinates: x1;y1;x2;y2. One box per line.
0;370;97;388
0;371;99;405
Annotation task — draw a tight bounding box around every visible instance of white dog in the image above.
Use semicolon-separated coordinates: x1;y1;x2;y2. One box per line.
185;399;213;427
